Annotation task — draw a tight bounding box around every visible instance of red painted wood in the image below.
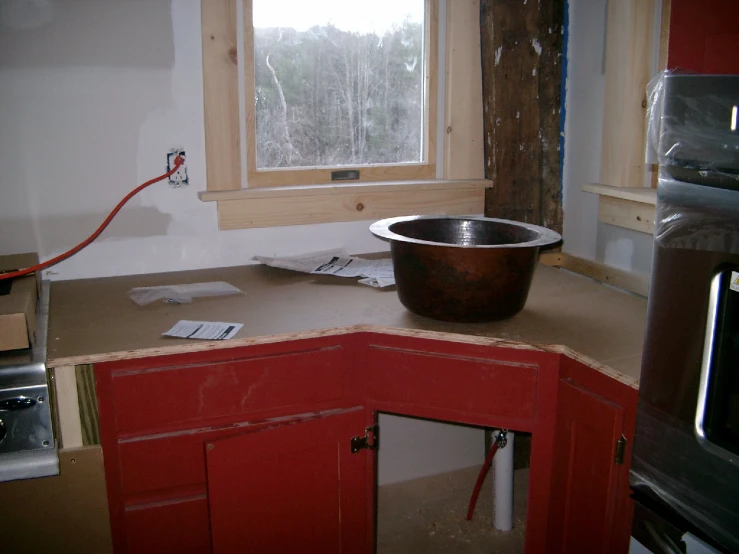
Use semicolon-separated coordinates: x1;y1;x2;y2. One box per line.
97;331;637;553
559;356;638;554
703;33;739;74
118;421;280;504
546;377;625;553
363;343;538;422
124;497;211;554
95;355;129;553
362;331;548;366
206;408;369;554
99;335;351;373
111;346;345;434
668;0;739;73
523;353;562;554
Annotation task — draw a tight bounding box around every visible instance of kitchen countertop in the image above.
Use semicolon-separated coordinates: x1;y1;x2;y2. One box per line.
47;262;647;388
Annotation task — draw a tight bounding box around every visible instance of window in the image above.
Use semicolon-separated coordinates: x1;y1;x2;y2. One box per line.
199;0;487;229
246;0;436;187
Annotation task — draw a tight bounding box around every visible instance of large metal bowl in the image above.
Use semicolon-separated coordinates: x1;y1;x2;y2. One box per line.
370;215;561;322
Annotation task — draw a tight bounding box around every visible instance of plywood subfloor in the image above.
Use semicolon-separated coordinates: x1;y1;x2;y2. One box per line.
378;467;528;553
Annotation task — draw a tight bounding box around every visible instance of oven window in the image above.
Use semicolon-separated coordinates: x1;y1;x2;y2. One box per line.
703;268;739;455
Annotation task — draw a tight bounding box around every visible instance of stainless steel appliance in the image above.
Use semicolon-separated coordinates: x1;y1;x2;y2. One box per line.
631;74;739;553
0;281;58;481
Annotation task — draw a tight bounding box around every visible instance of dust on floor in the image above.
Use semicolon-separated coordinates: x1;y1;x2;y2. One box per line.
377;467;528;554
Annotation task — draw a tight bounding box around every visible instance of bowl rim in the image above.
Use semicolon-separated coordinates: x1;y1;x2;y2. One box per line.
370;215;562;249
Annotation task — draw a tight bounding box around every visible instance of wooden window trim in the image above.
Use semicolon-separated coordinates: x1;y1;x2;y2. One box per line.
244;0;438;188
200;0;488;229
199;179;488;229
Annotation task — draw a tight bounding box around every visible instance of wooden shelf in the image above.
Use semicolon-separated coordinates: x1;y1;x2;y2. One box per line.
582;183;656;205
582;183;657;235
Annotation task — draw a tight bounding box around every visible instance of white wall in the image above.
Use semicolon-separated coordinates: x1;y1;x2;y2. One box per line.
561;0;605;262
0;0;388;281
562;0;655;277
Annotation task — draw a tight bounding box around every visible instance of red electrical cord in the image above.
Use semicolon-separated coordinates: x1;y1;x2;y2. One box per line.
466;440;500;521
0;157;184;281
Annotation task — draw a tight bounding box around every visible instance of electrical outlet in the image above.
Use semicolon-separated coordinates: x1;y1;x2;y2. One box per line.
167;149;188;188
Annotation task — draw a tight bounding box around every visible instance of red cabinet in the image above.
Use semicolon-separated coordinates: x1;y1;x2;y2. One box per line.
94;332;637;553
95;337;361;554
546;357;638;554
206;408;369;554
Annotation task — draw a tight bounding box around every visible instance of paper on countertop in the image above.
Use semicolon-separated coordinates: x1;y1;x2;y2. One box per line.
128;281;243;306
254;250;395;288
253;248;348;273
358;276;396;288
163;320;243;340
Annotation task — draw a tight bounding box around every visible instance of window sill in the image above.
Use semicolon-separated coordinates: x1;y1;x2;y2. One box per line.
198;179;491;230
582;183;657;235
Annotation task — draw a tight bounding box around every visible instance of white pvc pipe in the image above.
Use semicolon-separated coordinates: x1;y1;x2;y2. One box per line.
492;430;515;531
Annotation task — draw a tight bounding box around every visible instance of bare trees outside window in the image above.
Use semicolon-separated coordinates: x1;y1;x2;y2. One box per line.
252;1;425;171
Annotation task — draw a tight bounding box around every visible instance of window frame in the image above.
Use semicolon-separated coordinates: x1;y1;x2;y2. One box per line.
243;0;438;188
199;0;488;230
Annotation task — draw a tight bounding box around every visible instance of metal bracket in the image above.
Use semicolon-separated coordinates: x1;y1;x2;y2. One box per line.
615;434;627;465
351;425;378;454
496;429;509;449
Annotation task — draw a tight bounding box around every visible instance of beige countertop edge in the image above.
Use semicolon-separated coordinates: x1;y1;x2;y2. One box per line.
47;324;639;390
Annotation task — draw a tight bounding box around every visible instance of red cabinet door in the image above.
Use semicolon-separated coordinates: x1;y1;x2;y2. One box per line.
546;377;628;553
206;408;371;553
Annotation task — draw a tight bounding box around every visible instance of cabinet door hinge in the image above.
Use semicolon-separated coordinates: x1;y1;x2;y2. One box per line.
615;434;627;465
351;425;378;454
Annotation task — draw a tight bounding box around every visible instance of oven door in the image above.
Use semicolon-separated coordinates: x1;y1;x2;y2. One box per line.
695;267;739;464
632;176;739;552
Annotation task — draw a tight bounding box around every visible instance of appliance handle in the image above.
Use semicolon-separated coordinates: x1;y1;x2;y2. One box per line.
695;271;739;466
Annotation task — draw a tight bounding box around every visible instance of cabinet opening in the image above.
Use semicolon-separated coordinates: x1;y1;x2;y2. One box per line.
375;412;530;553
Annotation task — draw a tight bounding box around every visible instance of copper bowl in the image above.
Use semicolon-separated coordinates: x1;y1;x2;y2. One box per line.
370;215;561;322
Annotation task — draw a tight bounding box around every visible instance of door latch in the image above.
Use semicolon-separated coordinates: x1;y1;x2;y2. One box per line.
351;425;378;454
615;434;627;465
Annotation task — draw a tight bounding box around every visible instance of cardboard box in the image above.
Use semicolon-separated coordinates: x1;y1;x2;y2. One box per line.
0;253;40;351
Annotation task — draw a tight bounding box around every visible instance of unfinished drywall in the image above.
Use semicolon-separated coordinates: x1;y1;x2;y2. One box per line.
561;0;657;277
0;0;388;281
378;414;484;486
560;0;605;261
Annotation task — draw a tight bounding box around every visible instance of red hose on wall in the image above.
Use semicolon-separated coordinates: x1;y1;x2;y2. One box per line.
0;157;184;281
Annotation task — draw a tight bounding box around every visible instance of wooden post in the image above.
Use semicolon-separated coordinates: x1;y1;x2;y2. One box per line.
481;0;564;234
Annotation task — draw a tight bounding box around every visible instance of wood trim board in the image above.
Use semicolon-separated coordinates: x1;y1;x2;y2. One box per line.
52;365;83;449
76;364;101;446
582;183;657;205
443;0;484;180
539;252;650;298
598;196;656;235
599;0;657;189
202;0;241;192
582;183;657;234
215;183;486;229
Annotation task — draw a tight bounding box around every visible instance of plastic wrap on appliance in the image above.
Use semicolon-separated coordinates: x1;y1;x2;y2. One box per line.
655;175;739;253
645;70;739;178
630;402;739;552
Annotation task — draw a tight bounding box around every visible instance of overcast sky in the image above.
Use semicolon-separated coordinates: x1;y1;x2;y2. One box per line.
253;0;424;34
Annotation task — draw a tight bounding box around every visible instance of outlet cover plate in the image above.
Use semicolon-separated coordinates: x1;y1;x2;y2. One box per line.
167;150;188;187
